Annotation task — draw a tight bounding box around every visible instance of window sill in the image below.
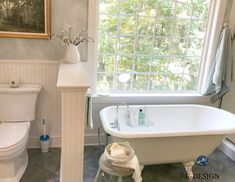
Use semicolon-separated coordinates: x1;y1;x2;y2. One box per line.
92;92;212;104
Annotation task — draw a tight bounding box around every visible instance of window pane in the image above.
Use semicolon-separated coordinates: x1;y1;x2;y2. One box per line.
151;57;168;73
181;73;199;91
170;37;188;55
176;2;192;18
136;36;153;54
190;21;207;39
153;37;171;55
97;74;113;93
166;74;182;91
99;15;117;34
97;55;114;73
100;0;118;14
172;19;190;37
187;39;204;56
156;0;174;17
118;36;135;54
97;0;211;93
134;56;151;72
191;0;210;19
138;16;155;35
98;35;116;54
119;16;136;34
118;56;133;72
156;18;172;36
133;74;149;91
119;0;138;14
138;0;156;16
187;58;201;73
117;73;132;91
150;74;167;91
168;58;187;74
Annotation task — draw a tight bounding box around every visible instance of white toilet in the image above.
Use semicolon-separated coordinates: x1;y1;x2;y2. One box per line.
0;84;41;182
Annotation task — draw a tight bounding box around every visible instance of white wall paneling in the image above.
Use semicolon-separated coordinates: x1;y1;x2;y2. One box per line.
0;62;223;149
0;59;219;148
0;60;61;148
60;90;87;182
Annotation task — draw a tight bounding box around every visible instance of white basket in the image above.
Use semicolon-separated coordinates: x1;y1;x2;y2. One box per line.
104;142;134;163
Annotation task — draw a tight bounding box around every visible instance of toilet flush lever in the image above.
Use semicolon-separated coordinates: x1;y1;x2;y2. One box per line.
10;80;19;88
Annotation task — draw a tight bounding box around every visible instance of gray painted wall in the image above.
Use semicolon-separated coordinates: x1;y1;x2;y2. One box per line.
0;0;88;61
221;2;235;142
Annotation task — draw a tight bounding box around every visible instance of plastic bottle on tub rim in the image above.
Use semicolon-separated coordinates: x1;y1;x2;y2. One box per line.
138;109;145;126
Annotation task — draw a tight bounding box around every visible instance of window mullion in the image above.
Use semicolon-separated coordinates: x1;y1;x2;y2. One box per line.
165;0;177;91
113;0;121;91
148;1;158;91
130;0;140;91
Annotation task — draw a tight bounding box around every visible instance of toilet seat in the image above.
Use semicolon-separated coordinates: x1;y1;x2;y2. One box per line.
0;122;28;150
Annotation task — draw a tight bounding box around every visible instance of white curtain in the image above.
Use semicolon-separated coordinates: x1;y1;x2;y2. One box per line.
200;0;233;101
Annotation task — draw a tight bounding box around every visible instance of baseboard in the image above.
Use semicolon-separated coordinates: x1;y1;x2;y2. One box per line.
219;139;235;161
84;133;105;146
27;134;103;148
27;136;61;149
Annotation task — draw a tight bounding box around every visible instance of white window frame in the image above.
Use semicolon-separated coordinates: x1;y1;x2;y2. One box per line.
88;0;230;101
199;0;229;93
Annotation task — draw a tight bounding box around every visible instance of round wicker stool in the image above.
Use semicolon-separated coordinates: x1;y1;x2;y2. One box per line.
94;154;134;182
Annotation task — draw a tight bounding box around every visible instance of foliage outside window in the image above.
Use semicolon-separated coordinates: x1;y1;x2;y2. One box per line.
97;0;211;93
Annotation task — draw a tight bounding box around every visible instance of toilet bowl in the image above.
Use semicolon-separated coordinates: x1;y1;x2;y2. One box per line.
0;84;41;182
0;122;30;182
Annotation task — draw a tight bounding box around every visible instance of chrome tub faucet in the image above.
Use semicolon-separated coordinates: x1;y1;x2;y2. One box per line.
110;103;129;131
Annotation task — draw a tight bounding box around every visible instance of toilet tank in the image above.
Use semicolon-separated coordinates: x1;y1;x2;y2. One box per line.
0;84;41;122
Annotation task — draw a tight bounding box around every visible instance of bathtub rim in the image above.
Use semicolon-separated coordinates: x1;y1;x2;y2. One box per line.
100;104;235;139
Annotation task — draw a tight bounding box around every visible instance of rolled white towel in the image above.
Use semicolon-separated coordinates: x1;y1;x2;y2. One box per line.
112;155;143;182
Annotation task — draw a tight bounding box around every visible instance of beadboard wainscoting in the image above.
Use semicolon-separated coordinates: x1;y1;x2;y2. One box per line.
0;60;218;149
0;60;61;148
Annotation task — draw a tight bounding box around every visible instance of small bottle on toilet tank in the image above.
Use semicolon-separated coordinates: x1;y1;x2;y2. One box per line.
10;77;20;88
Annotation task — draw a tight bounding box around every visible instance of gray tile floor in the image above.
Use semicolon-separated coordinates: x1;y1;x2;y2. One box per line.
20;146;235;182
20;148;60;182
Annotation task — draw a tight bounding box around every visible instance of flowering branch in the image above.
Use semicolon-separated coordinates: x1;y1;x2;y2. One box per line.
52;26;94;47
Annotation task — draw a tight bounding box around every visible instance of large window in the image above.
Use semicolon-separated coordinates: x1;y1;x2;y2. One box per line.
96;0;211;93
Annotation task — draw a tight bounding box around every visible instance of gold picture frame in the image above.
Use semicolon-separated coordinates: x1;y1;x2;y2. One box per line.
0;0;51;39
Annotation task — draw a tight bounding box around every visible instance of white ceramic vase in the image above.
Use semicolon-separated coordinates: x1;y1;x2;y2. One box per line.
64;45;80;64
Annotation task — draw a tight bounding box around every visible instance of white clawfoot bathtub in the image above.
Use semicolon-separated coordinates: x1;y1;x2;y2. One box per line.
100;105;235;177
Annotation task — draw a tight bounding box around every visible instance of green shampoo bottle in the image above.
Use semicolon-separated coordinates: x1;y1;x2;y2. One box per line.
138;109;145;125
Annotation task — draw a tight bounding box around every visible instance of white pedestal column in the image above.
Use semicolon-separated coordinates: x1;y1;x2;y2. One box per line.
57;63;89;182
61;89;87;181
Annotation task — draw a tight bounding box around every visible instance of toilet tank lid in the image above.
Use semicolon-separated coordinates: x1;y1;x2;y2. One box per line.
0;122;28;149
0;84;41;94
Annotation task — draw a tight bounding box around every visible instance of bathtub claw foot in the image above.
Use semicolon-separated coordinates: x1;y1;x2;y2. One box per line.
183;161;195;181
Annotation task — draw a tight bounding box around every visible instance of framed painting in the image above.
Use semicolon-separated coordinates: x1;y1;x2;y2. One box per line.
0;0;51;39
